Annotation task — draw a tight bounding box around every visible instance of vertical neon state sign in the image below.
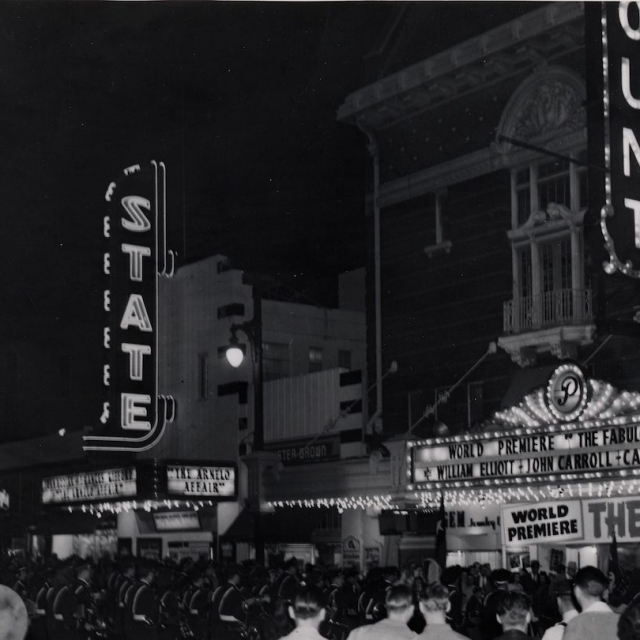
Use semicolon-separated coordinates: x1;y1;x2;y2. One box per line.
601;1;640;277
84;161;176;453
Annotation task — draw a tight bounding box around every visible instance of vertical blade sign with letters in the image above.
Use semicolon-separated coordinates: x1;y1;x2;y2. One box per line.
84;161;176;453
601;2;640;277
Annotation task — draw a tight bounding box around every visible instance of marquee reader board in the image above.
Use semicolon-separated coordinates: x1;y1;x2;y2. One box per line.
409;365;640;490
166;463;237;499
42;467;137;505
41;460;237;507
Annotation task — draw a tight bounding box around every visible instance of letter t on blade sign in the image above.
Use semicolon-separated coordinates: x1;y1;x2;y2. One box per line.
84;160;176;453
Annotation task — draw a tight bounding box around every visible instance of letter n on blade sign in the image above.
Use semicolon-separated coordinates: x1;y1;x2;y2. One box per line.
84;161;177;453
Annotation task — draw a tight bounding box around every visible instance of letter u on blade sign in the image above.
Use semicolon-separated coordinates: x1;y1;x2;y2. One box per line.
84;161;177;453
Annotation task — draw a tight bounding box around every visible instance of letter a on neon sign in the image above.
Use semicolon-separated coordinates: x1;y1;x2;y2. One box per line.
120;294;152;332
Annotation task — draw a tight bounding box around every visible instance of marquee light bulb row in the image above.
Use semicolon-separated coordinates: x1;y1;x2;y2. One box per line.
65;499;216;516
267;495;394;513
408;396;640;451
416;478;640;508
407;465;640;492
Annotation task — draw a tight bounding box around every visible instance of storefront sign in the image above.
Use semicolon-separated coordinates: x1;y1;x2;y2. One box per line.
342;535;361;569
42;468;137;504
446;504;501;535
502;500;583;547
600;1;640;277
154;511;200;531
167;465;236;498
0;490;8;510
582;496;640;543
267;436;339;466
84;161;176;453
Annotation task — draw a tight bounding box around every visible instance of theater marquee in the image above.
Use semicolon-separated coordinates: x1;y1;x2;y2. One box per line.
84;161;176;453
409;365;640;490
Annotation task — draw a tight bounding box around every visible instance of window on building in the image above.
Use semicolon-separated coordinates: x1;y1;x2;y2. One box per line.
515;168;531;227
507;148;589;333
263;342;290;382
338;349;352;371
198;353;208;400
512;149;587;230
309;347;323;373
425;190;452;257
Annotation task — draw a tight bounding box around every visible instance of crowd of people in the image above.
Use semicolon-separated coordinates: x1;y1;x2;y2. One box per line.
0;552;639;640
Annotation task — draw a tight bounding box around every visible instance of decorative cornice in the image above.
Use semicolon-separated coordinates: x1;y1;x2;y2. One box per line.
338;3;584;128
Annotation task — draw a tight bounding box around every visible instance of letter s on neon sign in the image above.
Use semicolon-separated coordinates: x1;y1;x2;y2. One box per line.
120;196;151;233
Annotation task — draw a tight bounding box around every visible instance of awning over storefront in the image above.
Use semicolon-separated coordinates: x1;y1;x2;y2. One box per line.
223;508;327;543
500;364;557;409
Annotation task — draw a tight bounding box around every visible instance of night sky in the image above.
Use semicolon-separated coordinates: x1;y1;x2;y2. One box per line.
0;1;540;321
0;1;394;320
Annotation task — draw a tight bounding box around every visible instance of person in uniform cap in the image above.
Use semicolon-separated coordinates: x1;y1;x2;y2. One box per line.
417;582;469;640
442;566;464;631
364;566;399;623
480;569;512;640
11;567;29;604
0;585;29;640
347;583;417;640
184;566;209;640
562;566;620;640
540;579;578;640
218;564;249;639
129;560;160;640
494;591;535;640
278;586;327;640
278;558;300;604
73;561;95;640
46;565;79;640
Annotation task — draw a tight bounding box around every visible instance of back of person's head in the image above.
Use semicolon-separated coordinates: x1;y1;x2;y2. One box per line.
385;583;414;616
496;591;531;630
573;566;609;600
290;586;325;622
420;582;449;612
491;568;512;588
619;598;640;640
0;586;28;640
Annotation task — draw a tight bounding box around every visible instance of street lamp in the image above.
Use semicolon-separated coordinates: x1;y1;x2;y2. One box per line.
225;283;266;563
225;328;245;369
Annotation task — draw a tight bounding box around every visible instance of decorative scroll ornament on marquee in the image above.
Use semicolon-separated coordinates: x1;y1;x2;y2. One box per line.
494;366;640;430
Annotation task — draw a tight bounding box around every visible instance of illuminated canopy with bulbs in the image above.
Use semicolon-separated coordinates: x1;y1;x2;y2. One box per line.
409;364;640;492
